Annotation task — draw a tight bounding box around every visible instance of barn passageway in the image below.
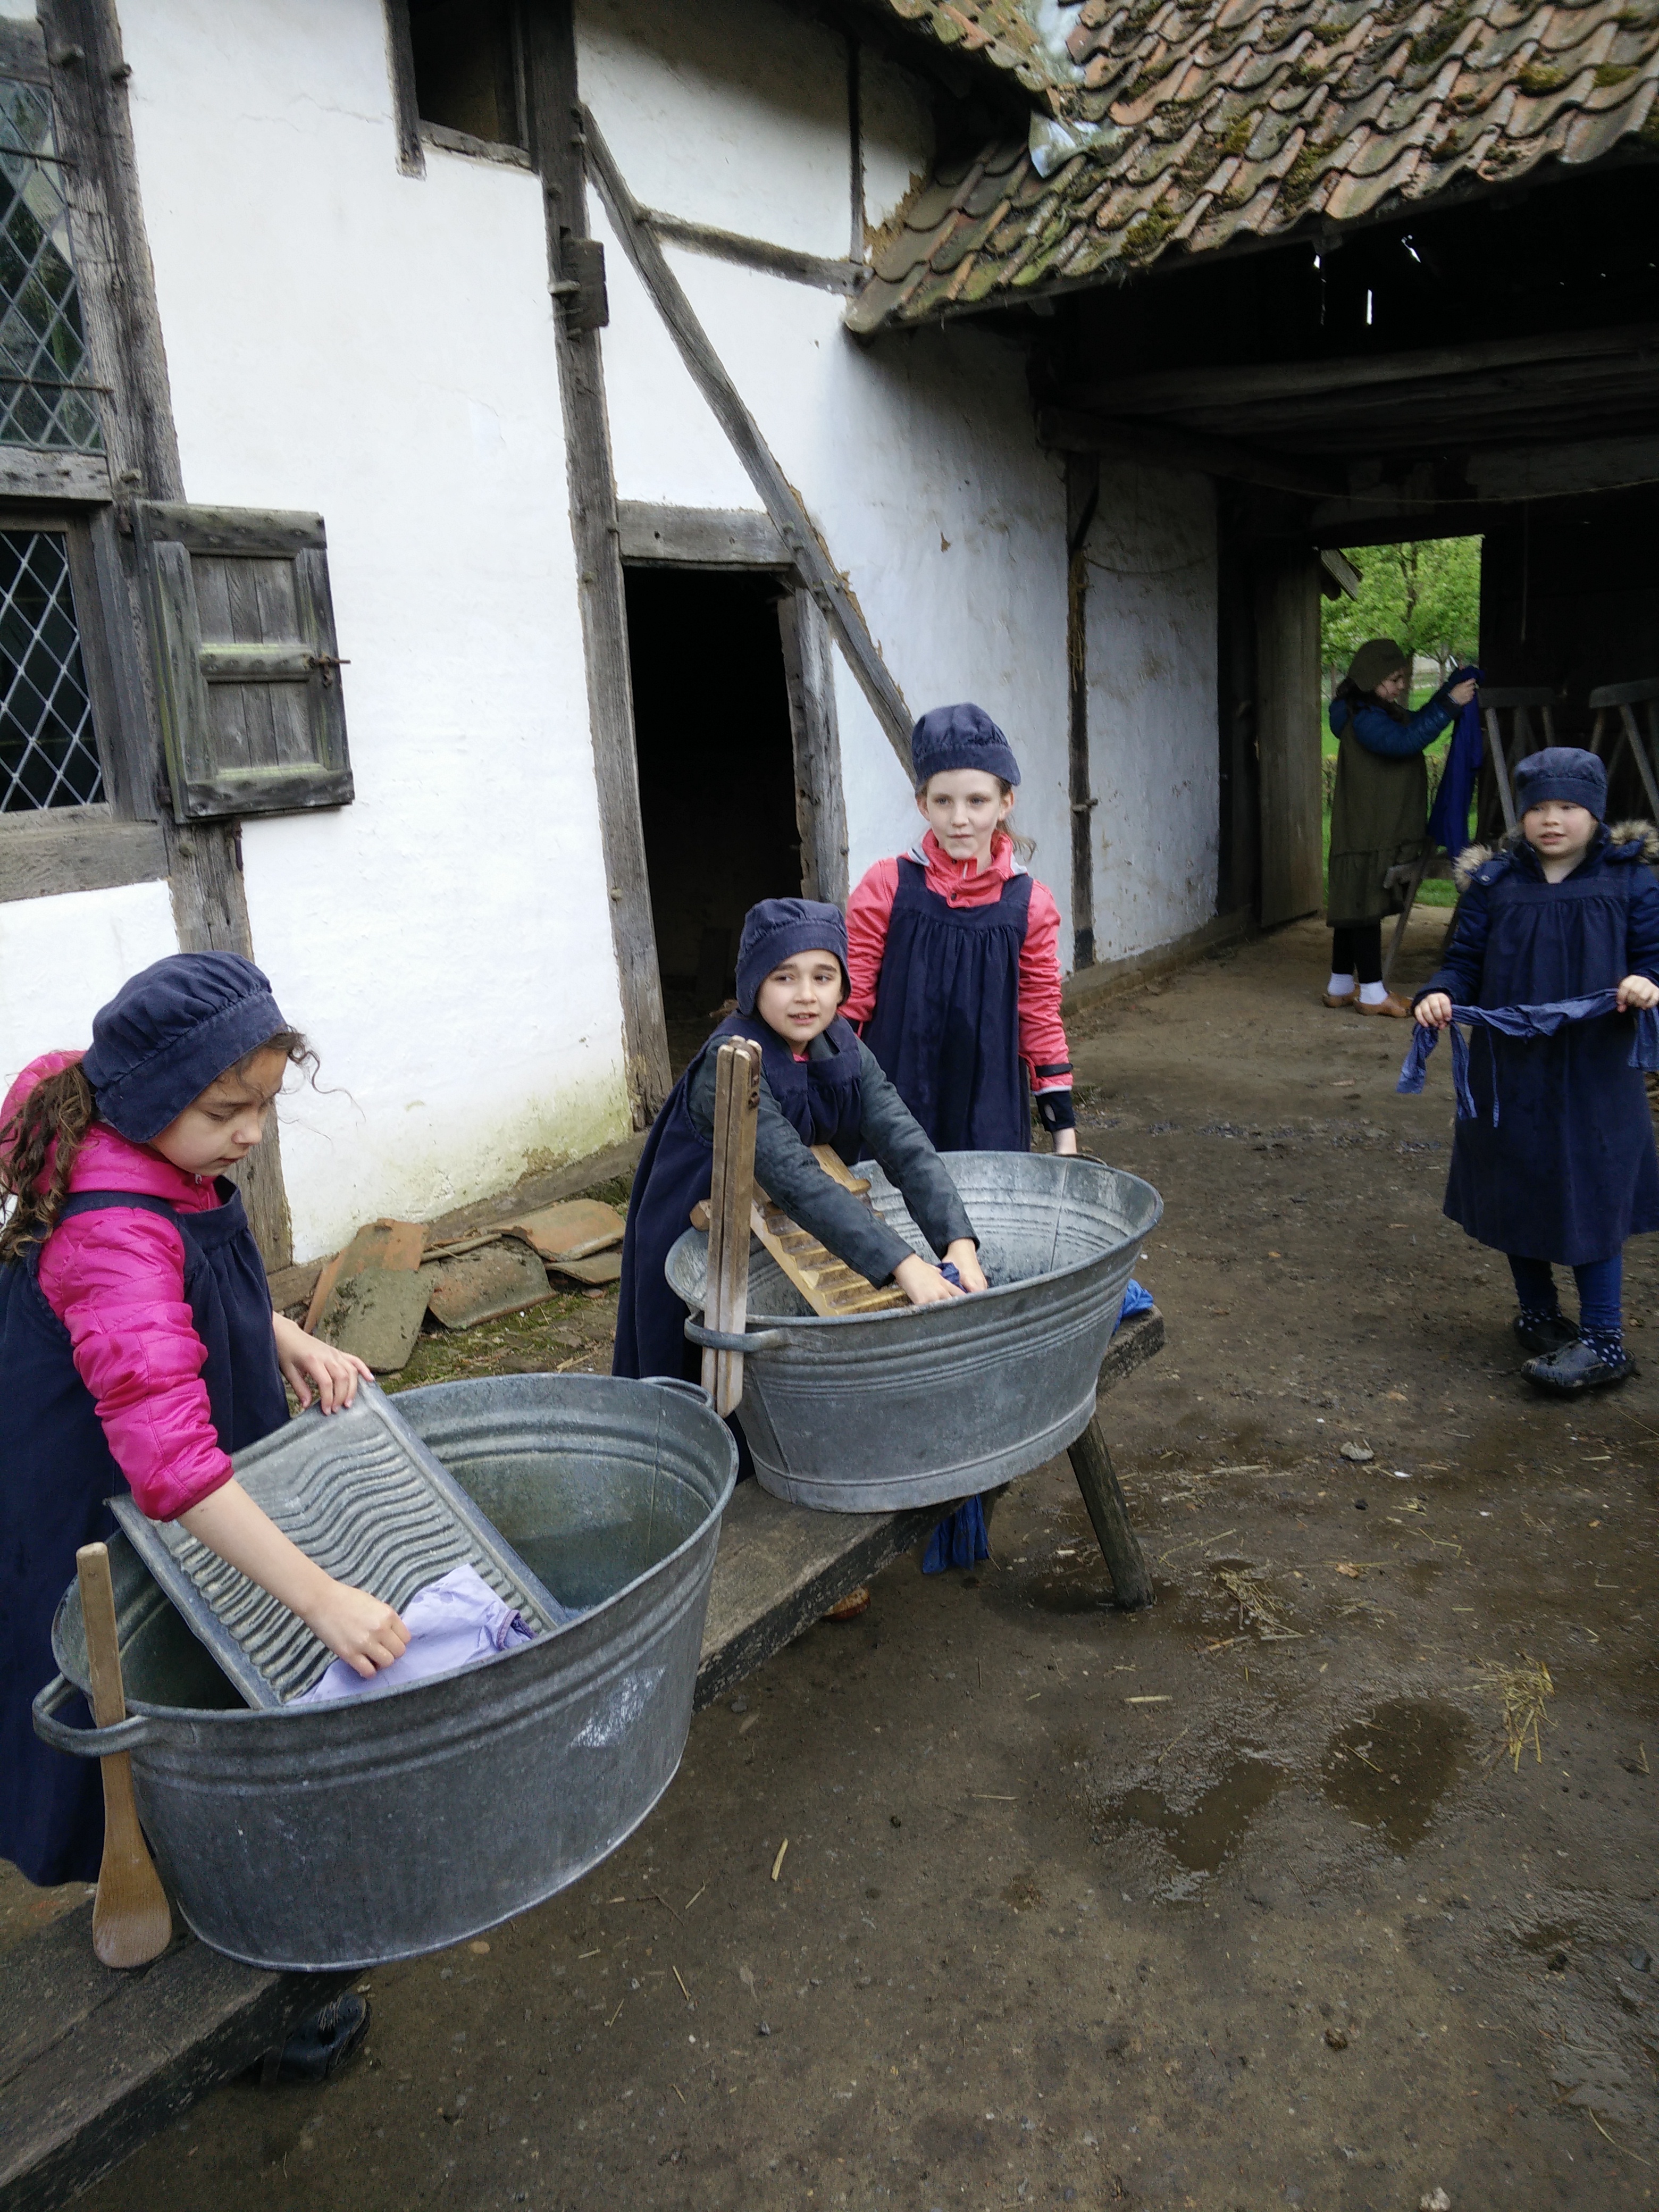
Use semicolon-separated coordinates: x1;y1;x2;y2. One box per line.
58;916;1659;2210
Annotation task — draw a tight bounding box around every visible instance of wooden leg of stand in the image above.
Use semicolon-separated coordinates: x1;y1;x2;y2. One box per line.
1380;859;1426;992
1067;1416;1153;1609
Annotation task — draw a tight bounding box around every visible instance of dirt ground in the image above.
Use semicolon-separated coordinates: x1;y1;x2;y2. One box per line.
49;911;1659;2210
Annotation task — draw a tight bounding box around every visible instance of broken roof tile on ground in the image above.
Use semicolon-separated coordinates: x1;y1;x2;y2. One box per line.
850;0;1659;330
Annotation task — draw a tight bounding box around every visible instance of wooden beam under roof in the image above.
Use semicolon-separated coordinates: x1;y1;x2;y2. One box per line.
1055;322;1659;421
1037;407;1340;500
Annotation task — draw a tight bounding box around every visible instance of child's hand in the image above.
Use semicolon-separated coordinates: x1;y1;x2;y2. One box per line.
893;1254;964;1306
273;1313;373;1412
945;1238;988;1294
1052;1128;1078;1156
1619;974;1659;1012
1414;992;1453;1029
1447;677;1478;707
303;1579;410;1678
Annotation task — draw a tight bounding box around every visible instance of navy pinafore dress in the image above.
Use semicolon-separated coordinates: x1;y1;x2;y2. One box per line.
614;1012;865;1386
860;858;1034;1153
1434;835;1659;1264
0;1183;288;1887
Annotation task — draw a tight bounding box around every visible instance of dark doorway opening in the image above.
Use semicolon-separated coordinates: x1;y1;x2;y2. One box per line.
624;568;802;1073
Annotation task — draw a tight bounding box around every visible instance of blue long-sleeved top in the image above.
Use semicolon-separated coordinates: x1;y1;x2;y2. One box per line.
1329;689;1455;759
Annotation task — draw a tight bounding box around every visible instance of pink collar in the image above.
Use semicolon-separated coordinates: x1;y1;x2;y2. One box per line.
907;827;1023;908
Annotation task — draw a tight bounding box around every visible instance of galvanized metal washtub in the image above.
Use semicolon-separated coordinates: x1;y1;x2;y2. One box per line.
666;1151;1161;1511
33;1374;736;1972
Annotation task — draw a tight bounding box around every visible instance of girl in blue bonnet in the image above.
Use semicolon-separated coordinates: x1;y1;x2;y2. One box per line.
615;897;986;1402
1;951;402;2076
1412;747;1659;1393
845;702;1076;1150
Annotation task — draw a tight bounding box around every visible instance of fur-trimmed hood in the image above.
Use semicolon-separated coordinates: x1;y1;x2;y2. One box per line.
1452;819;1659;892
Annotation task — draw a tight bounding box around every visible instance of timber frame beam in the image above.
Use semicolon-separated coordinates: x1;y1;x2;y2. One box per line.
580;104;915;776
522;5;672;1122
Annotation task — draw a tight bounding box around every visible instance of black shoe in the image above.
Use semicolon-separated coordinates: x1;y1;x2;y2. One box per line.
273;1994;371;2084
1521;1339;1636;1394
1513;1311;1577;1356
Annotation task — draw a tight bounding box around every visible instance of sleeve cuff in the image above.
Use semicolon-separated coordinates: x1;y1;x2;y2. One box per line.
1036;1093;1077;1133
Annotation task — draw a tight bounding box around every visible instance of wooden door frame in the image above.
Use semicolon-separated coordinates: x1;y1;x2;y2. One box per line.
1253;542;1324;928
618;500;850;909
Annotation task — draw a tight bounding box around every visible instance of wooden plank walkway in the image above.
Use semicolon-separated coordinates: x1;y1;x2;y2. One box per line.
0;1309;1161;2212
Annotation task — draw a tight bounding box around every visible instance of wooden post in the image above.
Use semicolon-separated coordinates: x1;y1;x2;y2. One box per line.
521;3;672;1125
1066;1414;1153;1609
777;591;849;907
702;1039;761;1414
1066;455;1099;971
1254;544;1323;926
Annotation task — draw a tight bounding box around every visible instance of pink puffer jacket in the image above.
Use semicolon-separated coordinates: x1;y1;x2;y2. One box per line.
3;1050;236;1520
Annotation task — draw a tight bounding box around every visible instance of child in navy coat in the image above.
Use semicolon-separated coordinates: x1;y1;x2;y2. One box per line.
615;898;986;1393
1412;747;1659;1393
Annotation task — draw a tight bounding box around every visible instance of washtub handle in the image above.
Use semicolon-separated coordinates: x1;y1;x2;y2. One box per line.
33;1671;156;1757
641;1376;717;1407
683;1319;790;1354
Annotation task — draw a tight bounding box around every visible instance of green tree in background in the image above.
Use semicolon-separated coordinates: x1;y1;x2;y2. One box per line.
1322;536;1481;691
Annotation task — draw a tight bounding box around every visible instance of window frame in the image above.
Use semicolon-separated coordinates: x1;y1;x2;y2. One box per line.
0;15;162;904
0;499;167;901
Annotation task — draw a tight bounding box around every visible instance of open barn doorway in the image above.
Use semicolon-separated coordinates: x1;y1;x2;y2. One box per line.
623;567;802;1074
1319;533;1484;907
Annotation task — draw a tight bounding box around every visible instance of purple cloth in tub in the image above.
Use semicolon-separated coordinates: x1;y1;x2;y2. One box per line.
294;1562;541;1705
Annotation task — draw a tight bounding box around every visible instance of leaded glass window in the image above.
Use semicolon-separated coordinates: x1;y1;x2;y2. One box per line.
0;78;102;450
0;527;102;809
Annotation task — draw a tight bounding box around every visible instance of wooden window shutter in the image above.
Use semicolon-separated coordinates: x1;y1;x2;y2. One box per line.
134;503;354;820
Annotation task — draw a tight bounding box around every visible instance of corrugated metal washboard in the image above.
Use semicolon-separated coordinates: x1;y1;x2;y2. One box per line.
111;1379;560;1708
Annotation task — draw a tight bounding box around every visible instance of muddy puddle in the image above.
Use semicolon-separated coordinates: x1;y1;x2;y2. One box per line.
1320;1697;1469;1852
1105;1757;1287;1898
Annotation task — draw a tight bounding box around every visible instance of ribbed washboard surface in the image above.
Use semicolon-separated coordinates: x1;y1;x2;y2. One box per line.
111;1381;558;1708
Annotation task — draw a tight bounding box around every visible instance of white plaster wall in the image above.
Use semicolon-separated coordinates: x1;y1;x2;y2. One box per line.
1083;463;1220;960
578;0;851;258
580;0;1073;940
0;882;178;1099
119;0;630;1259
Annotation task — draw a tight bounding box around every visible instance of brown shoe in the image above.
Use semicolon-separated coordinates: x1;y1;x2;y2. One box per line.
823;1585;870;1622
1321;987;1356;1009
1356;990;1412;1018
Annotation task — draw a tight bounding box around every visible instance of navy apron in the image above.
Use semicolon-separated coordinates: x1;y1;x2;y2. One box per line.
0;1183;288;1887
861;859;1034;1152
614;1012;865;1385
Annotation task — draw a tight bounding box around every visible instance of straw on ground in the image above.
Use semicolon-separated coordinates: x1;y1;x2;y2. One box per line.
1480;1656;1554;1769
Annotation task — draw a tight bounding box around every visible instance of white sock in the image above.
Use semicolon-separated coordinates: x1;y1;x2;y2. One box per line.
1327;973;1355;996
1359;981;1388;1006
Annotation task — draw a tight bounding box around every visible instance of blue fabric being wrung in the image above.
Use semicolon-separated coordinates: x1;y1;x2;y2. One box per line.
921;1276;1152;1574
1424;667;1482;854
1398;992;1659;1123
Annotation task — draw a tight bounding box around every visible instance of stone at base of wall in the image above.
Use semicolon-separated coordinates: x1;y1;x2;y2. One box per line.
1061;906;1253;1019
265;1131;651;1309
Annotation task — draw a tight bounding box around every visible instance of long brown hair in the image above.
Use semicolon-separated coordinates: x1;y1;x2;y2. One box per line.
0;1027;315;1264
